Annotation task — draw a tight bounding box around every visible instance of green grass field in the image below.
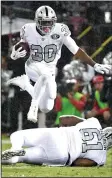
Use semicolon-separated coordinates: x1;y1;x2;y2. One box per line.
2;135;112;177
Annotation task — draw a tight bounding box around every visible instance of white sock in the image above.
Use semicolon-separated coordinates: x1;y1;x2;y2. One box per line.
11;156;19;163
2;156;19;164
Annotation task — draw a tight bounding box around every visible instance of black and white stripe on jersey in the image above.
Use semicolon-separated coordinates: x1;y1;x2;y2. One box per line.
45;7;48;17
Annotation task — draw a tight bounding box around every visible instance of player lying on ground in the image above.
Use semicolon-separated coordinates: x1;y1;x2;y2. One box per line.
2;116;112;167
7;6;111;123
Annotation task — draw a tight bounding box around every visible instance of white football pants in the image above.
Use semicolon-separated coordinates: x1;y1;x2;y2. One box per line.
25;62;57;113
10;128;69;166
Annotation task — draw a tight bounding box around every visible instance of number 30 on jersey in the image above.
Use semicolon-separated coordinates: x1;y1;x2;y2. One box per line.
31;44;57;63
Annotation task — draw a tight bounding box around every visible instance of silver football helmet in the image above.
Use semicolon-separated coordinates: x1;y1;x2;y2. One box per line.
103;52;112;65
35;6;57;35
103;52;112;77
63;60;86;81
103;127;112;150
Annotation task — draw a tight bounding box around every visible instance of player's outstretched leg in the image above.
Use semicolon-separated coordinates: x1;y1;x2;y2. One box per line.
103;127;112;150
39;91;54;113
39;76;56;114
7;74;34;96
2;149;25;161
27;75;46;123
2;146;46;165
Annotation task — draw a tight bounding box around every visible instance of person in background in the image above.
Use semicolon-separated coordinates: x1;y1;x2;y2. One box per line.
54;80;86;126
1;55;13;133
86;75;111;127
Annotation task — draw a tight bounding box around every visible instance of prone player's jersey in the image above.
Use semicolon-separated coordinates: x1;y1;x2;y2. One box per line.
20;23;79;68
62;117;107;166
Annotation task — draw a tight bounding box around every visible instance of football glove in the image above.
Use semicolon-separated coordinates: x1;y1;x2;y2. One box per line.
94;63;111;74
10;44;27;60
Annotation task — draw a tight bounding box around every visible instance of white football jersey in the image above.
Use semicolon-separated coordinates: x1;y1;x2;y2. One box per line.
20;23;79;70
62;117;107;166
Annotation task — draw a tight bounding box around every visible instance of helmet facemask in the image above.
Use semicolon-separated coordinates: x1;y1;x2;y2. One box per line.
37;18;57;35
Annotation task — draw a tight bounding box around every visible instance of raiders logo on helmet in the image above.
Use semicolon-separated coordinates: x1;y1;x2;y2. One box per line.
51;34;60;39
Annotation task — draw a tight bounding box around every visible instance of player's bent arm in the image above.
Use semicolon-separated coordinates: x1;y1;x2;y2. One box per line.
10;24;28;60
10;39;27;60
74;48;96;67
63;36;79;57
63;36;111;74
59;115;85;127
71;158;97;167
75;48;111;74
63;36;96;67
10;44;27;60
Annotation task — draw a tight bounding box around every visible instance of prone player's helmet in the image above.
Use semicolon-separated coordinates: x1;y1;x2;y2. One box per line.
35;6;57;35
103;127;112;150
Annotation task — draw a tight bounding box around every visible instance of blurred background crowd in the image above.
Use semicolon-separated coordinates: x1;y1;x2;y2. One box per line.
1;1;112;134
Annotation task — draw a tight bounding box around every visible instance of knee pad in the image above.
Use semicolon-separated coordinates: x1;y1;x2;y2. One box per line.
40;105;54;113
40;108;50;113
40;99;54;113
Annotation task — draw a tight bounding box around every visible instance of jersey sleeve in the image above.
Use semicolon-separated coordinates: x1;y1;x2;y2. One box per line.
63;36;79;55
59;24;79;55
20;24;28;42
60;24;71;37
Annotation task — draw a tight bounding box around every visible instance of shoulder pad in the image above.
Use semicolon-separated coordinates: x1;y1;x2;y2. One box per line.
20;23;31;39
54;23;71;37
20;24;27;39
60;23;71;37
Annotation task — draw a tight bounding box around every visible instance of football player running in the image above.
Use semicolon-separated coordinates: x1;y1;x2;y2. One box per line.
2;116;112;167
8;6;111;123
